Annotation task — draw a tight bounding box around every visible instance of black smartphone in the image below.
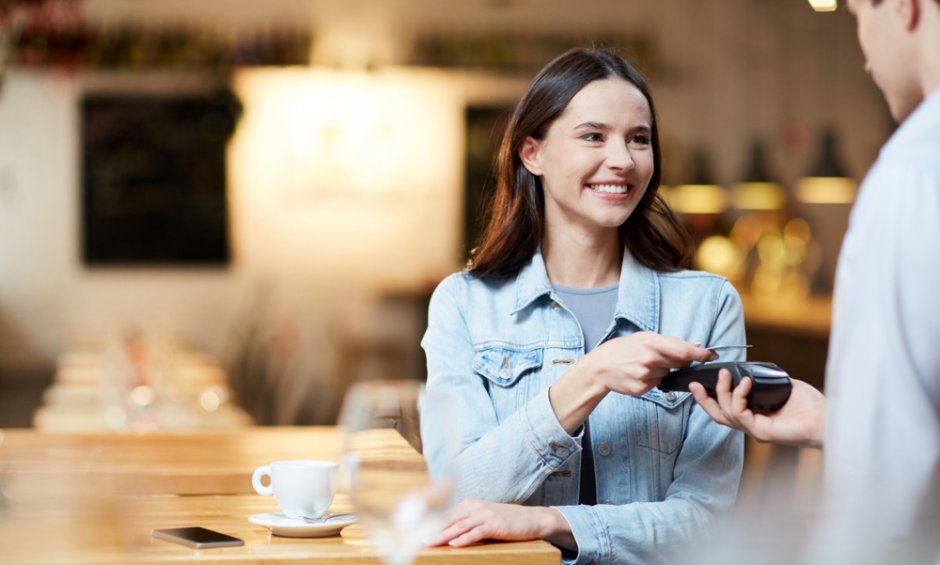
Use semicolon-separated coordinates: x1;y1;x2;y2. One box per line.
151;526;244;549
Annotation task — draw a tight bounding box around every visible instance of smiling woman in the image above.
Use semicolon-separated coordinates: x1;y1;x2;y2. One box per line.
420;48;746;565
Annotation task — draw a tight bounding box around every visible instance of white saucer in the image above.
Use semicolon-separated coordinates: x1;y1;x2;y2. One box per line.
248;512;358;538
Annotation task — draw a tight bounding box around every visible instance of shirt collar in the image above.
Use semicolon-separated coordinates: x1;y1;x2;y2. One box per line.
512;249;554;313
881;87;940;157
512;247;660;332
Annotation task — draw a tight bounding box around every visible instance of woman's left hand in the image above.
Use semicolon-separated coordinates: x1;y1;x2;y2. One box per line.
424;499;572;548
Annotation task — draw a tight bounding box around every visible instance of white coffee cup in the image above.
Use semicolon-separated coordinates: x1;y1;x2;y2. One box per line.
251;460;337;519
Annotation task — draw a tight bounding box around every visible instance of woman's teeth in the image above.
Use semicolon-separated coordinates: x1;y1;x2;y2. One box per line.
589;184;628;194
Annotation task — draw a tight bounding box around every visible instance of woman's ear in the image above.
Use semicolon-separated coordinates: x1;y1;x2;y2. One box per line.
519;136;544;176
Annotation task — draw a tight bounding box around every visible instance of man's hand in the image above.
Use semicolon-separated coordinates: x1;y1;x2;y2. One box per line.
689;369;826;448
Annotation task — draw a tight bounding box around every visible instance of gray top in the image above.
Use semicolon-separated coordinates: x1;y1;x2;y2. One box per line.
553;283;619;352
552;282;619;507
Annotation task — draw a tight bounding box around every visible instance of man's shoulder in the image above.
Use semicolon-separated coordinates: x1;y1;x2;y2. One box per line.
868;134;940;205
877;110;940;174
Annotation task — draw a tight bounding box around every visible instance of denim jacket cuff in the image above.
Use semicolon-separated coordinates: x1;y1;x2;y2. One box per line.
523;389;581;466
553;505;610;565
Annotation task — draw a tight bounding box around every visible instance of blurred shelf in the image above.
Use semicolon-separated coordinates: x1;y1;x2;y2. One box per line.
741;293;832;339
741;293;831;391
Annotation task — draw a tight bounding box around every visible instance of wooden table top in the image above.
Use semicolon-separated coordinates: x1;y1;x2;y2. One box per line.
0;427;561;564
0;492;559;564
34;342;253;433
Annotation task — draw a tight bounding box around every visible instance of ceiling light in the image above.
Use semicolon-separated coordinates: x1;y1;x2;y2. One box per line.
808;0;838;12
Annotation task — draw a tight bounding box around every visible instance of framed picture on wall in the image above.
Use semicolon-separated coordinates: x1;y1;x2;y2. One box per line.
80;74;241;267
463;106;511;261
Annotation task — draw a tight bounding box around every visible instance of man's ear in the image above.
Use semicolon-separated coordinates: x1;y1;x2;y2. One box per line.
894;0;919;30
519;136;544;176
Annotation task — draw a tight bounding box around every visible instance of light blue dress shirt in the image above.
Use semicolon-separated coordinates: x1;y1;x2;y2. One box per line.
810;88;940;564
421;248;745;564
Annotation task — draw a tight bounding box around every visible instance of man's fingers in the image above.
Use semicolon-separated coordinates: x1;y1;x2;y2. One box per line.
692;372;758;435
730;375;752;415
712;370;738;418
688;381;708;403
689;382;731;426
714;369;733;398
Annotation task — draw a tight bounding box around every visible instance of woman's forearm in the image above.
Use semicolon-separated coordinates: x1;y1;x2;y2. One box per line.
547;360;608;434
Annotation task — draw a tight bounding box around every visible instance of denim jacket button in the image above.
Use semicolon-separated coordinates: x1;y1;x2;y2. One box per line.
664;391;678;402
597;443;611;456
498;368;512;380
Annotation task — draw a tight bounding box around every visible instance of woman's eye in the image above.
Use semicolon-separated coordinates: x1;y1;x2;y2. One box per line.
630;134;651;145
582;132;604;142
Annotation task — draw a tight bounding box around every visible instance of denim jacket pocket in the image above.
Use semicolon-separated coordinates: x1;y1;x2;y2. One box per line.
472;347;543;388
634;390;690;455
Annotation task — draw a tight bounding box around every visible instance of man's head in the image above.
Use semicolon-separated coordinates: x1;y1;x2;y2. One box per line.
846;0;940;122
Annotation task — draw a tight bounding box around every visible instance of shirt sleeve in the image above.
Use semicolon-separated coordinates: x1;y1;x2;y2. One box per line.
420;275;582;502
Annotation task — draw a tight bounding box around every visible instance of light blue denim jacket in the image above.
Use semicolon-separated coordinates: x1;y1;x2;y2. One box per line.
421;248;745;565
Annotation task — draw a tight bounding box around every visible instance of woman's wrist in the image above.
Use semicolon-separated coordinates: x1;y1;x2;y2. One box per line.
548;361;609;434
538;507;576;550
568;354;612;398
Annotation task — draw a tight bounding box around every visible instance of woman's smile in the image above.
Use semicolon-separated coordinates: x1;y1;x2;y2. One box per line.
586;182;632;197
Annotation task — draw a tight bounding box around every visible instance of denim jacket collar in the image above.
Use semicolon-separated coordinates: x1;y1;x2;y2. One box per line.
512;247;659;332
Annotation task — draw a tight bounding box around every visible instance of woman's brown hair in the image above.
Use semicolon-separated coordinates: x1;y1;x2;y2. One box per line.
468;48;692;279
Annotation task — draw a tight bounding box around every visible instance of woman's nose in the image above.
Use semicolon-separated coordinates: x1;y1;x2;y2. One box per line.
606;139;635;171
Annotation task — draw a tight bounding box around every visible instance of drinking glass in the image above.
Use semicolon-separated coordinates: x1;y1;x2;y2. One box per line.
338;379;457;565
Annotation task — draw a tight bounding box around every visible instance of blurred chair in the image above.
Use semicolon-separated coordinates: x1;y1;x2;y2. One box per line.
224;282;353;425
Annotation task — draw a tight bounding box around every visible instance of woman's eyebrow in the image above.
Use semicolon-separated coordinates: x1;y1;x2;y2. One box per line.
573;122;651;133
573;121;608;130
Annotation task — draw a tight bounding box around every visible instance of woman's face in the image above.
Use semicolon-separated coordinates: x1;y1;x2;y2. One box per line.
520;77;654;236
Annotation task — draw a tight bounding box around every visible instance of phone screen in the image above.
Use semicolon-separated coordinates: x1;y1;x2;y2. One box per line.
152;527;244;549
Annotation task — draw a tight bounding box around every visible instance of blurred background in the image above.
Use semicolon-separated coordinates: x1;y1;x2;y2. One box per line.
0;0;886;435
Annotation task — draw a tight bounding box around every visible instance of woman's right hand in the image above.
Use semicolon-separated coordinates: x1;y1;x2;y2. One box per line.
584;331;717;397
548;331;715;433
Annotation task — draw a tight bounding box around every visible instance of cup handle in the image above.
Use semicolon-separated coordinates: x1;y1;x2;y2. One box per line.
252;465;273;496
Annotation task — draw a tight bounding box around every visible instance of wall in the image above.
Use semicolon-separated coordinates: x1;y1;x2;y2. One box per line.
0;0;891;385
